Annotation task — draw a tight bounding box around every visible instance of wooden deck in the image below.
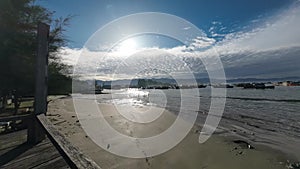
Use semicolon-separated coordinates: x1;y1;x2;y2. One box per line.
0;23;101;169
0;130;69;169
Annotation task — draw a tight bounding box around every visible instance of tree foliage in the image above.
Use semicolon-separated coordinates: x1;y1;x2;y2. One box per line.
0;0;72;96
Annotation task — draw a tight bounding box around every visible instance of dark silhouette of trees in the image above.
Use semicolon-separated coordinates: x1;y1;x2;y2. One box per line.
0;0;72;111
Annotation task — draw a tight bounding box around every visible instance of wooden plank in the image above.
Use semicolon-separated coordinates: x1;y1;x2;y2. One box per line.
32;156;70;169
37;114;101;169
0;114;32;122
27;117;45;144
0;130;27;152
28;23;50;144
4;141;54;163
0;130;69;169
0;136;69;169
34;22;49;115
2;145;60;169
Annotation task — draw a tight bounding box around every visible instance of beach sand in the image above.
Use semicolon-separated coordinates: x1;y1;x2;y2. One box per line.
47;96;291;169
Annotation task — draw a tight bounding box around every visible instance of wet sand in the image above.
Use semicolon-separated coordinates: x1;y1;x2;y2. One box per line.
47;96;293;169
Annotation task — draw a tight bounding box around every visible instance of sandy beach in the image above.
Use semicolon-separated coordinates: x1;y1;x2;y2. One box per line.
47;96;294;169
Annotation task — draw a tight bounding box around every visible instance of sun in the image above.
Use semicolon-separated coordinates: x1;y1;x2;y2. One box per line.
117;38;138;55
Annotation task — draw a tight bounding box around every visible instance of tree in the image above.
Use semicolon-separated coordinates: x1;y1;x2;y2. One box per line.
0;0;72;110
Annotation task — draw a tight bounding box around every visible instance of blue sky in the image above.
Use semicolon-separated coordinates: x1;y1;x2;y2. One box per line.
37;0;300;79
38;0;294;48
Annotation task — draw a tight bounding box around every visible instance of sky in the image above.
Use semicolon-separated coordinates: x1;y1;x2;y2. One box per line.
37;0;300;80
38;0;294;48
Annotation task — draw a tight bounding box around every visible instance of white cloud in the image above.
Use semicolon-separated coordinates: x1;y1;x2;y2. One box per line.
216;4;300;51
183;27;191;30
58;47;81;65
189;36;216;49
58;4;300;80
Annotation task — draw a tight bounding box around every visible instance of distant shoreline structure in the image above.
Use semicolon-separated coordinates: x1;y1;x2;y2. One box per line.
73;77;300;93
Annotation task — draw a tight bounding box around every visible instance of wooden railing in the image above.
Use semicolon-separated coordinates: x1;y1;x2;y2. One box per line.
0;114;32;122
0;23;102;169
0;114;101;169
37;114;101;169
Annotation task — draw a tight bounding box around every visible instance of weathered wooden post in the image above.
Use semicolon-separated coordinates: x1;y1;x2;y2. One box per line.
27;23;49;144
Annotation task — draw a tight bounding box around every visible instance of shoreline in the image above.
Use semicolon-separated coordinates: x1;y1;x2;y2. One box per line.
47;96;298;169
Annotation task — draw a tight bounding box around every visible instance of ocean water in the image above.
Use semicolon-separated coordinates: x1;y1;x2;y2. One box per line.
97;86;300;157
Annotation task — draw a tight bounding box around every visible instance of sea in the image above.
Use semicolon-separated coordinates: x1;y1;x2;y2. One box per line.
97;86;300;159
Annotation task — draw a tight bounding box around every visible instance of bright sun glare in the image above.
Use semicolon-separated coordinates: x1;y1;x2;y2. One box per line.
117;38;138;55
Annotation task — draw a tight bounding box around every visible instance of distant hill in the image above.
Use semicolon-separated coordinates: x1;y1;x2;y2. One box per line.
95;76;300;88
225;76;300;83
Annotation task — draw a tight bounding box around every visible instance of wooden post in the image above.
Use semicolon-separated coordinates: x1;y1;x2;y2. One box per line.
28;23;50;144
